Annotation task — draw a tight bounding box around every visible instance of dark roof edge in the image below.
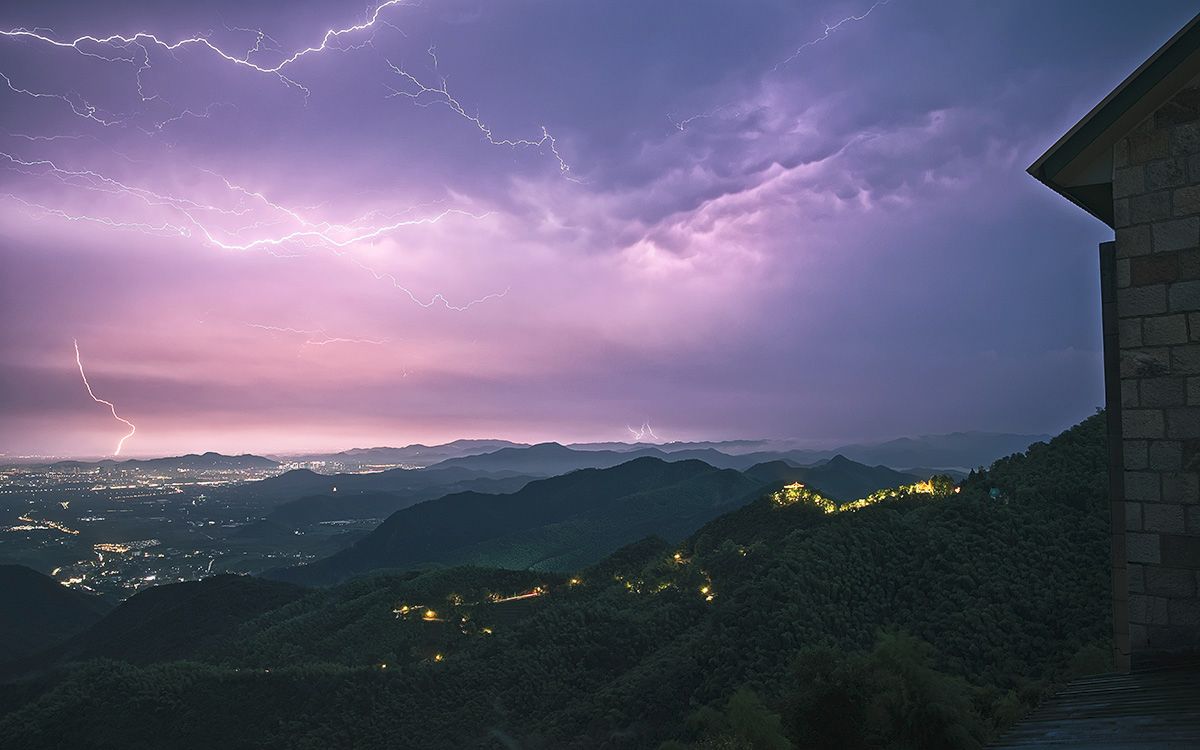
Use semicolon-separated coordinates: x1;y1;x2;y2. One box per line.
1028;13;1200;227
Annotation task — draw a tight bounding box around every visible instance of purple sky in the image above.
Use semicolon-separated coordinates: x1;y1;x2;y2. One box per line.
1;1;1195;458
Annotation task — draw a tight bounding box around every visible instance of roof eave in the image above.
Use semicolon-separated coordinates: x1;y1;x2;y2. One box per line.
1028;13;1200;229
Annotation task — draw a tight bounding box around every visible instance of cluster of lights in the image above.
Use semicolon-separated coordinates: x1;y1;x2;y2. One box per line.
13;513;80;535
93;542;131;554
771;479;960;514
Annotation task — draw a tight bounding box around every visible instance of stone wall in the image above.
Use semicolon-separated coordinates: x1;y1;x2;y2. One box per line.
1112;75;1200;661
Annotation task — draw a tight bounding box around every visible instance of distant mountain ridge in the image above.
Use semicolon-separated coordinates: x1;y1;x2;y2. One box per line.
242;464;534;506
816;431;1052;470
744;456;922;500
426;431;1048;476
288;440;526;468
46;452;279;471
16;431;1049;475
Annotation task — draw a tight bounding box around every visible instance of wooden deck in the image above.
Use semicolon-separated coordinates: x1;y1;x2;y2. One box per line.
991;665;1200;748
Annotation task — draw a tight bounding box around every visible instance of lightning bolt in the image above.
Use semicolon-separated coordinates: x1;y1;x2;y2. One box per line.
626;421;660;442
0;3;571;316
667;105;742;133
0;1;573;172
0;71;120;127
73;339;136;456
0;151;507;309
244;323;389;347
346;258;511;311
384;59;574;179
670;0;893;134
775;0;891;69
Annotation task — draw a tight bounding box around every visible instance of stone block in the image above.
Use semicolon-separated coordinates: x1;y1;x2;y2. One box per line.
1122;349;1169;377
1154;217;1200;252
1190;152;1200;182
1130;622;1148;649
1131;255;1180;286
1127;532;1163;563
1167;405;1200;436
1144;503;1186;533
1175;185;1200;216
1189;378;1200;404
1129;562;1146;594
1149;440;1183;470
1170;344;1200;374
1145;566;1197;598
1180;249;1200;279
1130;593;1149;623
1117;225;1153;258
1168;598;1200;627
1116;198;1132;228
1114;165;1145;198
1183;439;1200;471
1122;379;1140;408
1129;593;1170;624
1162;472;1199;504
1120;317;1143;346
1147;623;1200;649
1126;501;1143;531
1124;409;1166;439
1130;129;1170;162
1172;121;1200;155
1125;439;1148;469
1147;316;1190;346
1142;375;1186;405
1161;533;1200;567
1146;158;1186;191
1162;92;1200;129
1132;191;1173;224
1126;472;1161;501
1170;280;1200;311
1119;285;1167;317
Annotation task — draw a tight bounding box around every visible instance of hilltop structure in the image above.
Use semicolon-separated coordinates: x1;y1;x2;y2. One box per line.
1030;13;1200;671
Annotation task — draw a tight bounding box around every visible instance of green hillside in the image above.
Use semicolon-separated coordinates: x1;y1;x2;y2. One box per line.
0;565;111;665
270;457;765;585
0;414;1111;749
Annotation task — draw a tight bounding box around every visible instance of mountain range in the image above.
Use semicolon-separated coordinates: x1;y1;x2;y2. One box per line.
5;431;1049;476
268;457;765;585
278;430;1048;473
280;439;525;468
45;452;279;472
0;414;1110;749
266;455;922;586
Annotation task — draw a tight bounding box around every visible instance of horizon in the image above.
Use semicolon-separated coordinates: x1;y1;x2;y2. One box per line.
0;423;1057;463
2;0;1193;457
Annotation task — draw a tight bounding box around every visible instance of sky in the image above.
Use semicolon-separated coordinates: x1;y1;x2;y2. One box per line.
0;0;1196;458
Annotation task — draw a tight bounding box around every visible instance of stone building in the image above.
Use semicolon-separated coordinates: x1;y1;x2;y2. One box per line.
1030;13;1200;671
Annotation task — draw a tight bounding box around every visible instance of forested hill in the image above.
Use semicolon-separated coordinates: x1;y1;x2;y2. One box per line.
0;413;1111;749
744;455;921;500
0;566;110;665
268;457;765;585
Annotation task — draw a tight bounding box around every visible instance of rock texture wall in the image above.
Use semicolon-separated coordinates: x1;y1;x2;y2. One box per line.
1113;74;1200;662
